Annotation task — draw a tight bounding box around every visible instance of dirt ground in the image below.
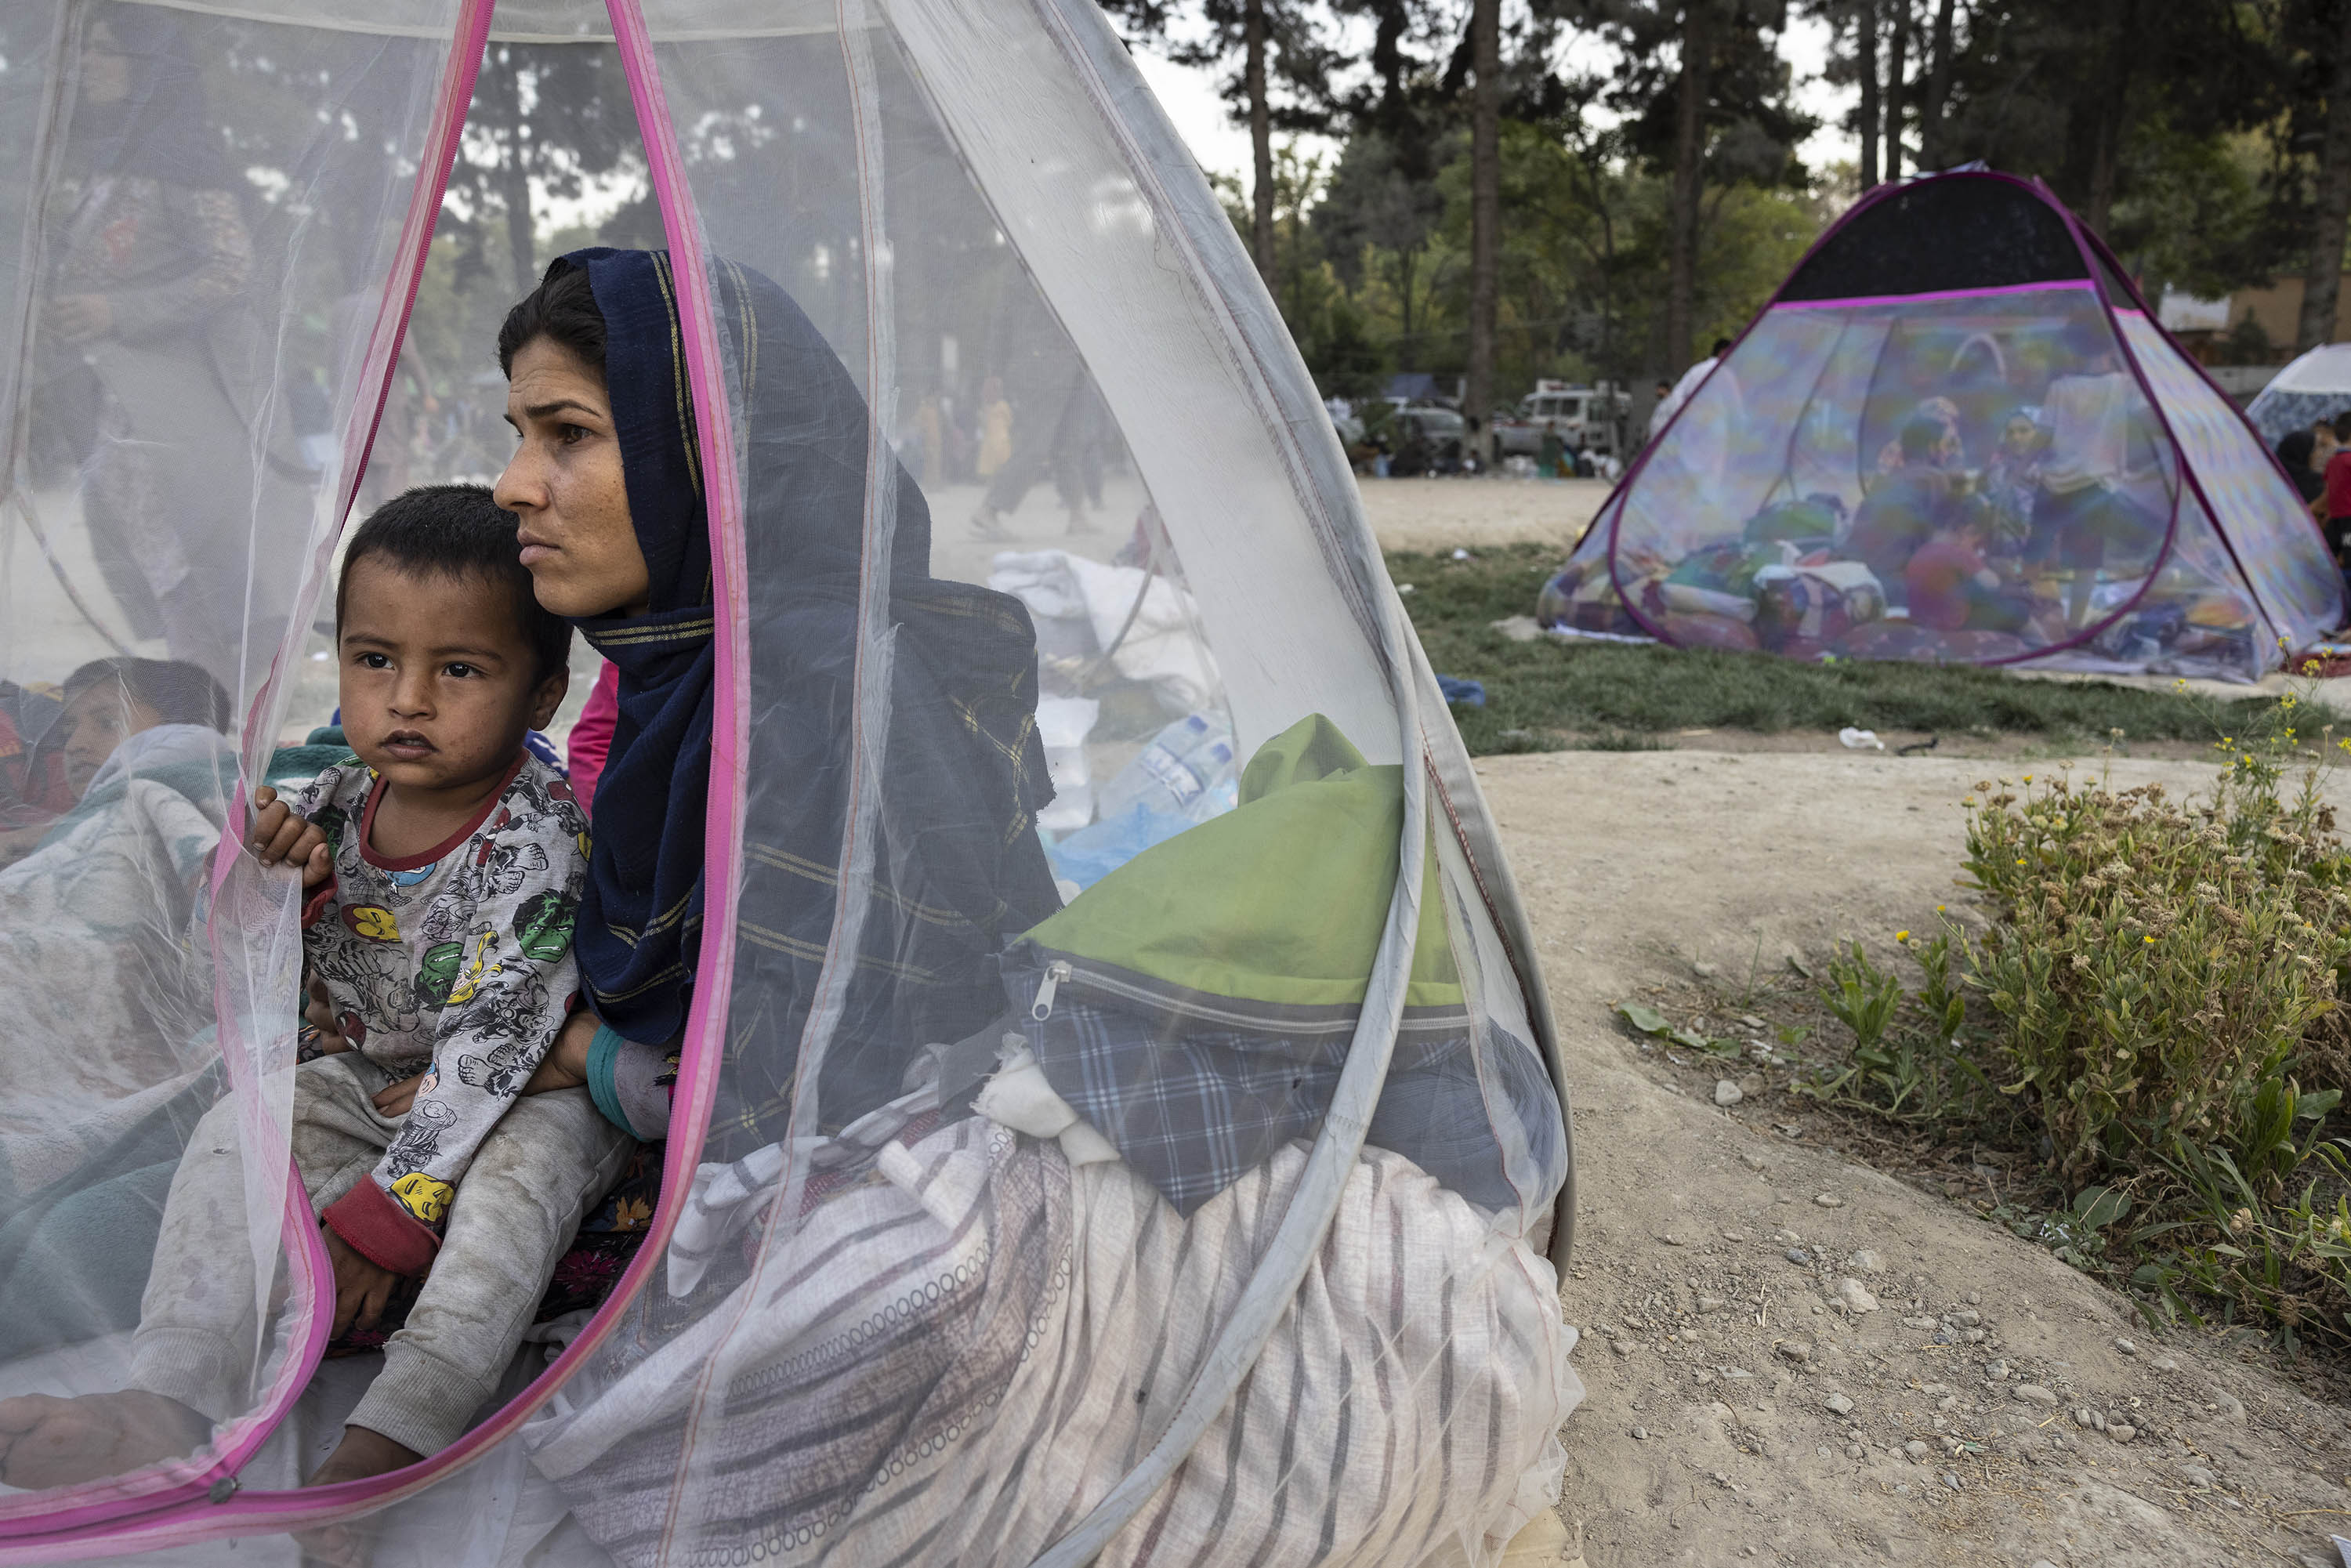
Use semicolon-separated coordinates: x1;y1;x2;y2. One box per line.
1483;745;2351;1567
1359;475;1610;553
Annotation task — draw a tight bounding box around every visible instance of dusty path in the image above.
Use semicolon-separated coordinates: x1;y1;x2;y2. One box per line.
1483;747;2351;1567
1359;475;1609;553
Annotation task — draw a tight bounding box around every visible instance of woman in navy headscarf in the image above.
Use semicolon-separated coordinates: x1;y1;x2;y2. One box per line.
493;249;1060;1155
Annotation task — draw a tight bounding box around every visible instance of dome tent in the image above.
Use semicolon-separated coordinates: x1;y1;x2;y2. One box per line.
0;0;1578;1562
1541;170;2345;679
2245;342;2351;449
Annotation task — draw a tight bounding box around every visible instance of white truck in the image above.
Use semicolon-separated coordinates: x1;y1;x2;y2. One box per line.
1492;380;1630;460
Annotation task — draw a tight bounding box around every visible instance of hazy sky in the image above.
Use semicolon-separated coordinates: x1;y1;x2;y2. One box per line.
1128;15;1862;192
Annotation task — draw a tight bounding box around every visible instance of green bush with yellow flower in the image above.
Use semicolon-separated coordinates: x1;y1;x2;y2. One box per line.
1823;676;2351;1349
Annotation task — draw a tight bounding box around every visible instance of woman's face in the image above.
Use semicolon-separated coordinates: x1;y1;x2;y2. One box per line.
496;335;651;620
2002;418;2037;454
2317;428;2342;472
59;682;161;798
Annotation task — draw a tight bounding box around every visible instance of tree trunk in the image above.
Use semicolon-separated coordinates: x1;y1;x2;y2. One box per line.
1246;0;1275;287
1883;0;1907;182
2301;23;2351;350
1465;0;1501;461
1666;0;1712;373
1919;0;1956;169
484;53;536;294
1398;246;1417;361
2081;0;2135;237
1856;0;1880;190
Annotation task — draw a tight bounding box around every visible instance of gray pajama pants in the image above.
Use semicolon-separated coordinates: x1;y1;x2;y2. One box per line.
129;1052;632;1457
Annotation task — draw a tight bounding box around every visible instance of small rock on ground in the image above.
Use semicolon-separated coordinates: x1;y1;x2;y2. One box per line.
1836;1278;1881;1313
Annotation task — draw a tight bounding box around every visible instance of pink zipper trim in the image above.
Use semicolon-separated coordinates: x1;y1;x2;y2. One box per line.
0;1;498;1553
600;3;752;1552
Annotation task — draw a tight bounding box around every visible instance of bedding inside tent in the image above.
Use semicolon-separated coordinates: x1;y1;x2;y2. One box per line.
0;0;1578;1562
1541;171;2345;680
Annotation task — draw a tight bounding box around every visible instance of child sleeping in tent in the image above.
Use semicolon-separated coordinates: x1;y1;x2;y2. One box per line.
0;487;631;1496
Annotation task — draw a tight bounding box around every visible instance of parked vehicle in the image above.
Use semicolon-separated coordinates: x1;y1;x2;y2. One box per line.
1386;404;1465;476
1493;380;1629;461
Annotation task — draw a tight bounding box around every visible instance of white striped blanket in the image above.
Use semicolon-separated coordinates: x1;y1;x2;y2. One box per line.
526;1114;1578;1568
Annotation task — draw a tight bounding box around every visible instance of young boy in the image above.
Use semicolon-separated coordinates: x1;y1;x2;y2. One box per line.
0;484;629;1493
1904;502;2033;636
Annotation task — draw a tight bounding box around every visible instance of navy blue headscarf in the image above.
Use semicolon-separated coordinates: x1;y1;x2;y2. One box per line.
561;248;1060;1150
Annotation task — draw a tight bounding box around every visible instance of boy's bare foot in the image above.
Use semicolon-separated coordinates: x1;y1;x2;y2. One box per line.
296;1427;423;1568
0;1391;212;1490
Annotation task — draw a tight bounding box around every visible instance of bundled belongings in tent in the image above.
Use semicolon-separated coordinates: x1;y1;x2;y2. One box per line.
1540;170;2346;680
0;0;1580;1563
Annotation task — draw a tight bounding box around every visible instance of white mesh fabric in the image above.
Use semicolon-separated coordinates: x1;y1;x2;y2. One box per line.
2116;309;2346;650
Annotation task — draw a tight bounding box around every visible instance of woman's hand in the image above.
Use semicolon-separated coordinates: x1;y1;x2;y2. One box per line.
523;1009;597;1095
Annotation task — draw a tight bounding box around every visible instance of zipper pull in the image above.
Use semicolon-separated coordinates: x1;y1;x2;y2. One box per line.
1031;960;1072;1022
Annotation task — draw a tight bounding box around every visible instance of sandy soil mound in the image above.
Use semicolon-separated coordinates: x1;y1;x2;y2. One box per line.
1483;747;2351;1566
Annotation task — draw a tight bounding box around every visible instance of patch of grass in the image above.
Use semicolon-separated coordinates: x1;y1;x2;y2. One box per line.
1393;542;2282;753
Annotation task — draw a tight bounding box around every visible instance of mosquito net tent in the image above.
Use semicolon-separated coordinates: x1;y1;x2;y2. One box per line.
1541;170;2346;680
0;0;1580;1562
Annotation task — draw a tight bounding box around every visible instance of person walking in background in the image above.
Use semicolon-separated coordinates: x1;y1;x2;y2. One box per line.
973;368;1107;539
42;9;306;694
2317;412;2351;574
915;392;946;489
2278;429;2327;512
1644;378;1672;441
1651;338;1731;436
976;375;1012;480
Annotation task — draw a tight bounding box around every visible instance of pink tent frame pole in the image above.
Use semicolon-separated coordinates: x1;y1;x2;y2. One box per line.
0;0;498;1552
597;0;742;1238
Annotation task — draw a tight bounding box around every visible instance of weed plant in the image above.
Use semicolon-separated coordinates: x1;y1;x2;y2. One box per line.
1806;685;2351;1348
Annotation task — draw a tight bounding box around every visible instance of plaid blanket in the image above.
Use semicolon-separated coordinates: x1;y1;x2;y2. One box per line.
1007;954;1561;1218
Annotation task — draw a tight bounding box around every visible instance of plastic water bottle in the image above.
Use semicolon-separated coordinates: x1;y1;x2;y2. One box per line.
1094;712;1237;824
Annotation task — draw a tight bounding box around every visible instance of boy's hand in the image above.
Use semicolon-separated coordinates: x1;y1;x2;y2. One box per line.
371;1073;421;1118
322;1227;405;1338
302;977;352;1056
248;786;332;887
